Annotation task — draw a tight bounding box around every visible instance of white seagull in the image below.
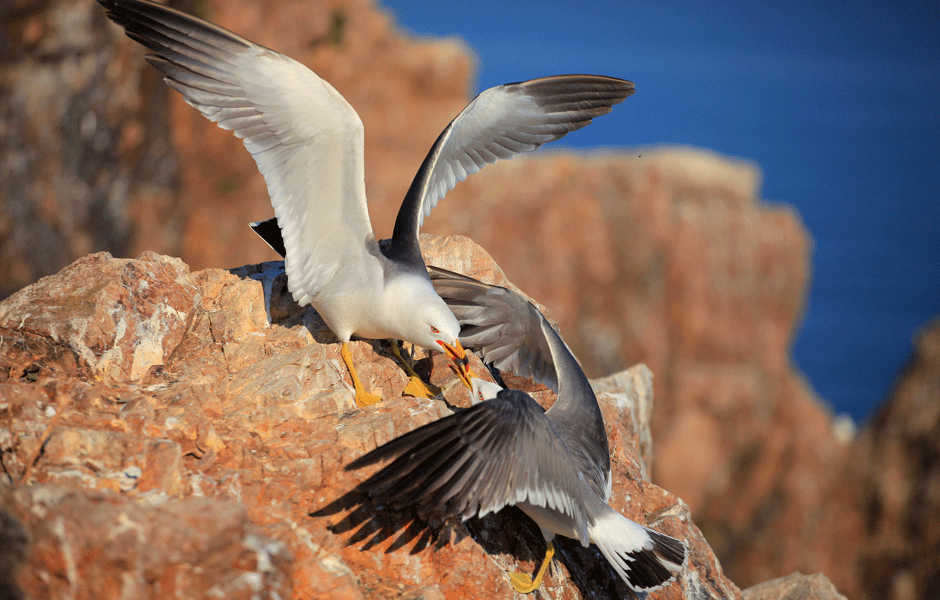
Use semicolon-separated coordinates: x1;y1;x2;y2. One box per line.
98;0;635;407
347;267;687;594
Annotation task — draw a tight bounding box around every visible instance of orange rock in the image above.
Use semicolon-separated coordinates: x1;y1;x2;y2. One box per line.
1;238;746;599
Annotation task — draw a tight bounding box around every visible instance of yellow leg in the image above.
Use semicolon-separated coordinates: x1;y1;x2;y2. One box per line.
390;342;440;399
341;342;382;407
508;540;554;594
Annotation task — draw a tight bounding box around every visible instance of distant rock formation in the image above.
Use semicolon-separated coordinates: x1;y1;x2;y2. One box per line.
832;319;940;600
0;0;475;297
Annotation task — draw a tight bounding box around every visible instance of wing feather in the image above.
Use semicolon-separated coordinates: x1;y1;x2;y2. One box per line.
387;74;634;262
346;390;593;538
428;266;613;500
99;0;376;306
428;267;558;388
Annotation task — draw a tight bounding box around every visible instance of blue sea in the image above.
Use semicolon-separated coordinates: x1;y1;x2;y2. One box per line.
380;0;940;423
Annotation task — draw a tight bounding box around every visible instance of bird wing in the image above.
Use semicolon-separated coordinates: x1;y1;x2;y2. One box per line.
428;266;558;388
346;389;593;542
99;0;375;306
428;266;611;499
387;75;635;262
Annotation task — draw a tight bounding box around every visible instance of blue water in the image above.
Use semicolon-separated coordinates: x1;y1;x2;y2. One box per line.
379;0;940;423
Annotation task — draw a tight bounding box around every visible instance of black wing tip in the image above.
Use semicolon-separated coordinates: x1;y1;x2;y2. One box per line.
98;0;167;20
250;217;287;257
507;74;636;99
650;529;688;566
623;550;682;592
519;73;635;87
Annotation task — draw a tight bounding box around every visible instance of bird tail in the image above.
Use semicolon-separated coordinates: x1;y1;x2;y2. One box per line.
589;508;687;592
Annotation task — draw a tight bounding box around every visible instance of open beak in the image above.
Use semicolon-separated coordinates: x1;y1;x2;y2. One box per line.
437;339;467;363
448;362;474;391
438;339;475;391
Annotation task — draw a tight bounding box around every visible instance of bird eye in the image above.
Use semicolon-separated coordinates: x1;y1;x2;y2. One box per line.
431;326;439;334
478;391;484;402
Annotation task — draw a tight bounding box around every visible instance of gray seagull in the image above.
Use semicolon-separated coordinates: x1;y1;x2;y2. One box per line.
347;267;687;594
98;0;635;407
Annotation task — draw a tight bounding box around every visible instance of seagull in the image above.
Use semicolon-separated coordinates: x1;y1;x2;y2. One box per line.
347;267;687;593
97;0;635;407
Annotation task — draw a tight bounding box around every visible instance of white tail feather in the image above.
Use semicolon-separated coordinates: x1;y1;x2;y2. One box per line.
589;508;687;592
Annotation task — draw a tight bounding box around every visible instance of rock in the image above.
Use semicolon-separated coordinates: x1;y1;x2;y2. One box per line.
0;0;174;297
0;237;742;599
834;318;940;600
3;4;818;589
742;572;848;600
852;318;940;600
0;252;198;385
2;485;292;600
707;317;940;600
0;506;28;600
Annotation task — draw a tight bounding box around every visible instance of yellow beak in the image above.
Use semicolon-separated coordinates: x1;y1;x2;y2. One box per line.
437;338;467;362
438;339;476;390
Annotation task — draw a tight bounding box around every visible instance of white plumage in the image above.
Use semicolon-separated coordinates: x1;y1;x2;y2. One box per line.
98;0;634;408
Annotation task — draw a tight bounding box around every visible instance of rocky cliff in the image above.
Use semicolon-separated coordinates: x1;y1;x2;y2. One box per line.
0;236;751;599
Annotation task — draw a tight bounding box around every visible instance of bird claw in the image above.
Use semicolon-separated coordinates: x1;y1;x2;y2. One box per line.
402;375;440;398
508;572;539;594
354;388;383;407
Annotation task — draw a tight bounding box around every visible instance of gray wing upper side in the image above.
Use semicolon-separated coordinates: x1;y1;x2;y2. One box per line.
428;266;611;499
387;75;635;263
346;389;594;544
428;266;558;389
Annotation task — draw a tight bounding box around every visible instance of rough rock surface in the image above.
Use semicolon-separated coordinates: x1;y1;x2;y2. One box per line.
833;319;940;600
742;573;849;600
1;237;744;599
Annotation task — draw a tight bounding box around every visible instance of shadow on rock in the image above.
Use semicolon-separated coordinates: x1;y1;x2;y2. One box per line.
229;262;339;344
311;489;469;556
315;487;644;598
463;506;643;598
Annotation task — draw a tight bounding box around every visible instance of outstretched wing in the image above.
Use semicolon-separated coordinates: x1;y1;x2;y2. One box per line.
346;389;593;544
99;0;375;306
387;75;635;262
428;266;611;500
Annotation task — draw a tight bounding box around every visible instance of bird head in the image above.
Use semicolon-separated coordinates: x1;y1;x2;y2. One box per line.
409;295;463;354
469;377;504;405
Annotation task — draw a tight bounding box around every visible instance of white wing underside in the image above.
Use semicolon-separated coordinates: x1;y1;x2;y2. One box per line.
418;88;554;226
174;49;375;306
409;76;634;231
128;7;376;306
